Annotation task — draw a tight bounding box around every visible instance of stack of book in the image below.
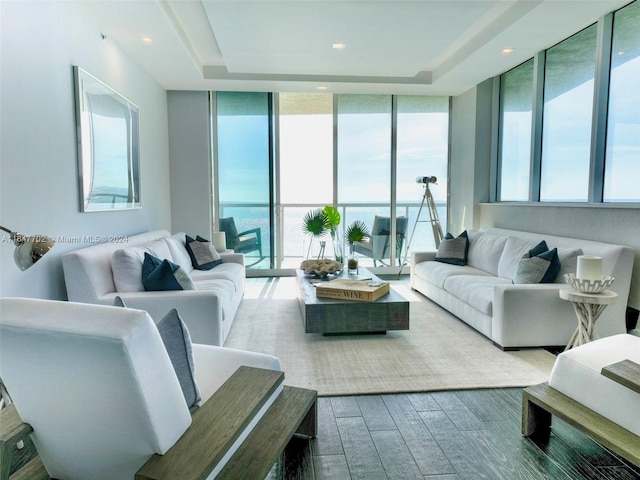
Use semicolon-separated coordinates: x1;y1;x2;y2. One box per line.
315;279;390;302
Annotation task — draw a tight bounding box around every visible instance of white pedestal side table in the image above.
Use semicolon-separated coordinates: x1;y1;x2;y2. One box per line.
560;288;618;350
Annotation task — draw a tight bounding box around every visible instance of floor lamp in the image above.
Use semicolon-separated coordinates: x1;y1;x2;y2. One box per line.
0;225;55;271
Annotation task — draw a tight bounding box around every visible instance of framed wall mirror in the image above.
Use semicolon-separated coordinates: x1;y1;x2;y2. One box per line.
73;66;141;212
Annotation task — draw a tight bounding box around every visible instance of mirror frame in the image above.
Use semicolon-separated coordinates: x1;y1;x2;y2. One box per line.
73;66;141;212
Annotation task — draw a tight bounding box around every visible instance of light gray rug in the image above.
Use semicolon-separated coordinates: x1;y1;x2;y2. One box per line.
224;278;556;396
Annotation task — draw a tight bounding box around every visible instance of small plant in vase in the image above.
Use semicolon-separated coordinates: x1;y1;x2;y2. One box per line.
301;209;328;259
345;220;370;274
322;205;343;263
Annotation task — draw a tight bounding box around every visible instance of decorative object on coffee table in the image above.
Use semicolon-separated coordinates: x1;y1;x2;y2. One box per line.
559;288;618;350
299;259;343;278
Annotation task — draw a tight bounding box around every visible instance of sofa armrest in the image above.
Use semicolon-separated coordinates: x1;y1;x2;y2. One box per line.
411;251;437;265
492;284;576;348
105;291;225;346
220;253;245;267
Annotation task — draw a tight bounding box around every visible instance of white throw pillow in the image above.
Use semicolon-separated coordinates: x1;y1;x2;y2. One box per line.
497;236;538;280
555;247;584;283
112;239;173;292
163;233;194;273
466;232;508;276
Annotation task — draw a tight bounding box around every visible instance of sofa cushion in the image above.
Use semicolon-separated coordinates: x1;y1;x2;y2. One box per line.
513;242;560;284
185;235;222;271
443;275;512;316
498;236;538;279
112;239;173;292
156;309;202;412
435;231;469;266
142;253;196;291
466;232;508;276
163;233;194;273
413;261;492;289
190;263;245;293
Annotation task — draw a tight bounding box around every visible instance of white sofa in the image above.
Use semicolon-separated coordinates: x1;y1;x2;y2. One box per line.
62;230;245;346
411;227;635;349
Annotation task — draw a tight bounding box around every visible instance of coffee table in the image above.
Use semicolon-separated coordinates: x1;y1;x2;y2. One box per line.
295;267;409;334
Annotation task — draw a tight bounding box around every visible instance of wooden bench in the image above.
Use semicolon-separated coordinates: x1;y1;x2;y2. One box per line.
137;366;317;479
522;359;640;467
1;367;317;480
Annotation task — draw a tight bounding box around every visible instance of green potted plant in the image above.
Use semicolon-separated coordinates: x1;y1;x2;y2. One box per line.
345;220;370;273
322;205;343;263
301;208;328;259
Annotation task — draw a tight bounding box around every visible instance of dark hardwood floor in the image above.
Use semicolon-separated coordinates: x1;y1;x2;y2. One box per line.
269;388;640;480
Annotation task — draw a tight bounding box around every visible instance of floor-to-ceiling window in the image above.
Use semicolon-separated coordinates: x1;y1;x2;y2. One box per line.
215;92;272;268
214;92;449;271
604;0;640;202
396;96;449;256
337;94;393;266
278;93;334;264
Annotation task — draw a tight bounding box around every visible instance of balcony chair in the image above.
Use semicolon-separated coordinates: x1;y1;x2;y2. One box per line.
353;215;409;266
0;298;316;480
219;217;264;267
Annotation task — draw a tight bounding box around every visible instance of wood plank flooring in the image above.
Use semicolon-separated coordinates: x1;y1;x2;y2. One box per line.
268;388;640;480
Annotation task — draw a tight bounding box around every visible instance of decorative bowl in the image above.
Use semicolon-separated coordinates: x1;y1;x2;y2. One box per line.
300;259;343;278
564;273;615;294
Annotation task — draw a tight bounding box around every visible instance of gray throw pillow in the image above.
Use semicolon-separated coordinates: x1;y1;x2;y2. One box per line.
156;309;201;412
513;242;561;284
435;231;469;266
185;235;222;270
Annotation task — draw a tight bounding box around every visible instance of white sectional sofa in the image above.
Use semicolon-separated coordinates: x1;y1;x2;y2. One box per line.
411;227;635;349
62;230;245;346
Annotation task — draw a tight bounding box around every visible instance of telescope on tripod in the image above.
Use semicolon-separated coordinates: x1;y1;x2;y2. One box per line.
398;175;444;277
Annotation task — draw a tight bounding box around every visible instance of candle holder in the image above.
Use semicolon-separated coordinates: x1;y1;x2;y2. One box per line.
564;273;615;294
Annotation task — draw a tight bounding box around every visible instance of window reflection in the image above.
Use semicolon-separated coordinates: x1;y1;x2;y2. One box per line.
540;25;597;202
604;0;640;202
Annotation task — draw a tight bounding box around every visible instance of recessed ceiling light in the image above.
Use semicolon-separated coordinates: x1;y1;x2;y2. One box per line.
501;47;515;54
332;41;346;50
140;35;153;44
618;51;625;56
317;86;328;91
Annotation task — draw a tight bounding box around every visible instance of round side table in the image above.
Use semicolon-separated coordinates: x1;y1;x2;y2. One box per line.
559;288;618;350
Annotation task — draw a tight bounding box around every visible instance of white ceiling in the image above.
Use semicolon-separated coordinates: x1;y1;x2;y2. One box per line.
81;0;630;95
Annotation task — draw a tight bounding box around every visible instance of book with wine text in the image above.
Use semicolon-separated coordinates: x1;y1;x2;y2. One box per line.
315;279;390;302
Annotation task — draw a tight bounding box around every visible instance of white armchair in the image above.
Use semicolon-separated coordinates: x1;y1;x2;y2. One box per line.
0;298;316;480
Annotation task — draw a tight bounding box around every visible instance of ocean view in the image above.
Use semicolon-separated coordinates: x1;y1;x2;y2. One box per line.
220;203;447;269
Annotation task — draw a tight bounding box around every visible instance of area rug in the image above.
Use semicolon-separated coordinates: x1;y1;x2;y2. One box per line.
224;277;556;396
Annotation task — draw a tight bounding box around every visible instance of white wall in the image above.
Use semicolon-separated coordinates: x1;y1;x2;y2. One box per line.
167;91;213;237
448;79;493;234
0;2;172;300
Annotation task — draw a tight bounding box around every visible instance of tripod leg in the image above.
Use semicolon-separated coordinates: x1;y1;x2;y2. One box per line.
398;194;427;278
